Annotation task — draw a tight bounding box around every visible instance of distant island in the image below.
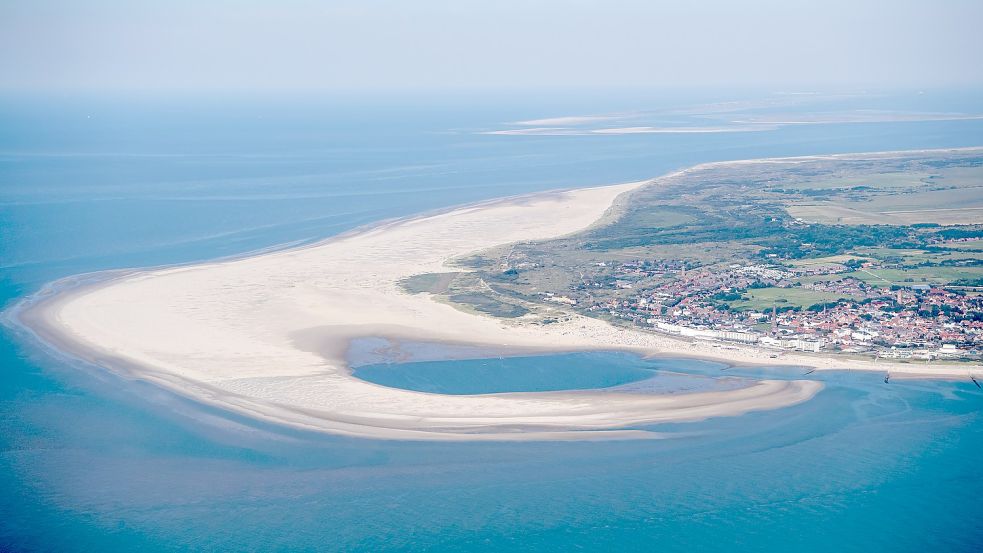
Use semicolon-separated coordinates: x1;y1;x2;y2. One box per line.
15;148;982;441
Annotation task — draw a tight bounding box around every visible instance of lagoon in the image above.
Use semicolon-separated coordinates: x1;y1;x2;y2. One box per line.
352;350;750;395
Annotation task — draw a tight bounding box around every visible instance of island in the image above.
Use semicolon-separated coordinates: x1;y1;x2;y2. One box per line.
13;148;983;440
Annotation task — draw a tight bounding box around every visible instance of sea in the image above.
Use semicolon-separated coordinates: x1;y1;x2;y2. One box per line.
2;89;982;552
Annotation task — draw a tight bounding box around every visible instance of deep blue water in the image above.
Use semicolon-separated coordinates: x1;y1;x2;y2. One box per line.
2;89;983;551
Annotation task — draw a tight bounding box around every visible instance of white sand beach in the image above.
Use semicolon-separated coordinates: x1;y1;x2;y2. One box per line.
16;159;978;440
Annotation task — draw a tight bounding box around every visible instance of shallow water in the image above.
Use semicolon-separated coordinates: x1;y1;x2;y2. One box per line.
353;350;749;395
2;90;983;551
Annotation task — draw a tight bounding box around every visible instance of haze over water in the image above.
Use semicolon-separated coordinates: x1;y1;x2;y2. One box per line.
3;90;983;551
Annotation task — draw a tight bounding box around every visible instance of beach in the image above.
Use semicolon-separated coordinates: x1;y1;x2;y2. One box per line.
13;162;978;440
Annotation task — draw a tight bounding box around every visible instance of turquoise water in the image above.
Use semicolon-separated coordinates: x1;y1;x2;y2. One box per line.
353;351;749;395
2;90;983;551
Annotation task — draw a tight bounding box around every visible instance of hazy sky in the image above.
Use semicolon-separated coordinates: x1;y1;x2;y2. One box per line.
2;0;981;92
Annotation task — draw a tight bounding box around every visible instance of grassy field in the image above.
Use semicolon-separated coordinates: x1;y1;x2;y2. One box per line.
878;206;983;226
783;164;983;226
941;241;983;251
788;201;983;226
727;286;858;311
777;172;933;191
850;266;983;287
854;246;983;265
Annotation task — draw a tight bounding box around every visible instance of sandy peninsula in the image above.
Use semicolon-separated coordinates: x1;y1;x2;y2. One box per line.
18;153;983;440
18;155;977;441
9;175;828;440
18;156;967;440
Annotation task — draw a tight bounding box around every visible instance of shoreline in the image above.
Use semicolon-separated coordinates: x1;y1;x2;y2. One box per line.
9;148;982;440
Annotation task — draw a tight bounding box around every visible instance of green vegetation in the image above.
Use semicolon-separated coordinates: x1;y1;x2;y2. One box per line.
850;267;983;288
725;287;859;311
939;228;983;240
784;161;983;226
402;271;532;318
756;224;911;259
443;150;983;326
446;292;529;318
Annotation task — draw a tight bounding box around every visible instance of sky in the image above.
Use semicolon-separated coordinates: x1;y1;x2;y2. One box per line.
1;0;982;93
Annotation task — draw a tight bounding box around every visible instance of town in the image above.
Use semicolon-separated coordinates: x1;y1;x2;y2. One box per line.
464;151;983;364
552;254;983;361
